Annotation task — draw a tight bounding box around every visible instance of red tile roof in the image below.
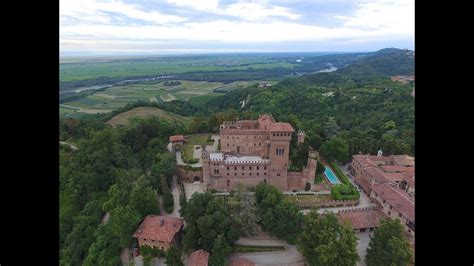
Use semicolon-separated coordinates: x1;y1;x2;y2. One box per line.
383;172;405;182
364;166;391;184
169;135;185;142
392;155;414;167
229;258;255;266
338;209;386;229
132;215;183;243
382;165;414;173
404;175;415;187
269;122;294;132
372;184;414;222
355;176;372;193
188;249;209;266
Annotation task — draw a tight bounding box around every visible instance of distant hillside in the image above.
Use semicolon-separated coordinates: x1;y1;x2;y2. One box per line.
338;48;414;76
106;107;191;127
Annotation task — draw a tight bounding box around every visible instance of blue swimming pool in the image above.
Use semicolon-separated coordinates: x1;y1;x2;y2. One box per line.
324;166;341;185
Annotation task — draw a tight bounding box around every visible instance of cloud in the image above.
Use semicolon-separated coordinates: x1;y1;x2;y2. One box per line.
219;2;301;21
60;0;186;26
167;0;301;21
336;0;414;34
167;0;219;11
60;0;414;53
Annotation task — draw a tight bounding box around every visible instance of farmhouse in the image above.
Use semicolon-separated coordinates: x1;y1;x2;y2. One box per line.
201;114;317;191
132;215;183;251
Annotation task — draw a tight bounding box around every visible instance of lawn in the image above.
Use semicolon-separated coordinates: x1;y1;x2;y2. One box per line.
297;194;315;203
186;134;213;145
232;245;286;253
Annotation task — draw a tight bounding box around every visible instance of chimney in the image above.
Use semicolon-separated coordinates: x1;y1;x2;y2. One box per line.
160;218;164;226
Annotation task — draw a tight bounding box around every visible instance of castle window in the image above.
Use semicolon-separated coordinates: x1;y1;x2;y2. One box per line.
234;166;237;170
227;173;230;176
277;173;280;176
227;143;229;146
227;167;229;170
254;143;256;146
235;173;237;176
242;166;244;170
257;173;259;176
264;172;266;175
249;166;252;170
259;143;261;146
249;173;252;175
264;166;267;170
257;166;259;170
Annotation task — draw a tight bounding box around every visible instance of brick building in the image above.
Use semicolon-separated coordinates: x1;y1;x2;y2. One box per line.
188;249;209;266
202;114;317;191
132;215;184;251
370;183;415;237
337;208;385;233
351;154;415;196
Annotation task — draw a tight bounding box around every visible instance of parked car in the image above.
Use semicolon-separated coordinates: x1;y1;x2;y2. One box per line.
134;248;140;257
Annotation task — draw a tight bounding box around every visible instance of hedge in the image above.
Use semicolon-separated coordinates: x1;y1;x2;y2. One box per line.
331;163;351;186
331;184;360;200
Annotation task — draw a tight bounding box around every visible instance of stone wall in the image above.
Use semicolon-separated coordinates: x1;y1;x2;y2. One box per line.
208;175;288;191
177;167;203;183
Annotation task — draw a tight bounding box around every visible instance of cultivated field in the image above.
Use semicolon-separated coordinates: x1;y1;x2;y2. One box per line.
60;80;260;117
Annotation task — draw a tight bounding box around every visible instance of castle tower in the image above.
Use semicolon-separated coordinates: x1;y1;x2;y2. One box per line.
268;125;294;178
297;130;305;146
201;150;210;187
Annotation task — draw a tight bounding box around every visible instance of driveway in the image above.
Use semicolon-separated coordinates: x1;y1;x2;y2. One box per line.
356;232;373;266
176;151;202;167
183;182;205;201
228;245;306;265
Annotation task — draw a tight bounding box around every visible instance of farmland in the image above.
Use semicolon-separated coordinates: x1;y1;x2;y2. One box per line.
59;80;260;118
60;54;297;83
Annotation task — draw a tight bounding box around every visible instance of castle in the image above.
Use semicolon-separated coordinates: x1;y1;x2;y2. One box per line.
201;114;317;191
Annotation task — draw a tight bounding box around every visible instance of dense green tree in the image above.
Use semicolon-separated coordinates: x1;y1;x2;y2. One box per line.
229;184;259;236
129;176;160;217
83;225;122;266
255;183;303;243
103;184;130;212
109;206;141;248
165;246;184;266
324;117;340;139
209;234;232;266
320;137;350;163
161;176;175;214
182;192;238;253
297;210;360;266
365;219;413;266
261;199;303;243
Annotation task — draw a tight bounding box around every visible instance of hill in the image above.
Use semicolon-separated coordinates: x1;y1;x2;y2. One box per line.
338;48;414;76
106;107;191;127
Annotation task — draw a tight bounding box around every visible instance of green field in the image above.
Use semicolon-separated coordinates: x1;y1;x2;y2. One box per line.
60;55;296;83
232;245;286;253
60;80;255;118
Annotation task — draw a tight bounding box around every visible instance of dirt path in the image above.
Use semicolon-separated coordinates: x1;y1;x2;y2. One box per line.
60;141;78;150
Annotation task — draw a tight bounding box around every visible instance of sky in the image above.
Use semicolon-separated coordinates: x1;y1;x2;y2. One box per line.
60;0;414;55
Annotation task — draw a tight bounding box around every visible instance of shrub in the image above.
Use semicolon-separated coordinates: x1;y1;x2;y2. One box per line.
331;184;360;201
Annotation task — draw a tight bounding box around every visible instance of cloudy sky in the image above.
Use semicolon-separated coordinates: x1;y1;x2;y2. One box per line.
60;0;414;55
